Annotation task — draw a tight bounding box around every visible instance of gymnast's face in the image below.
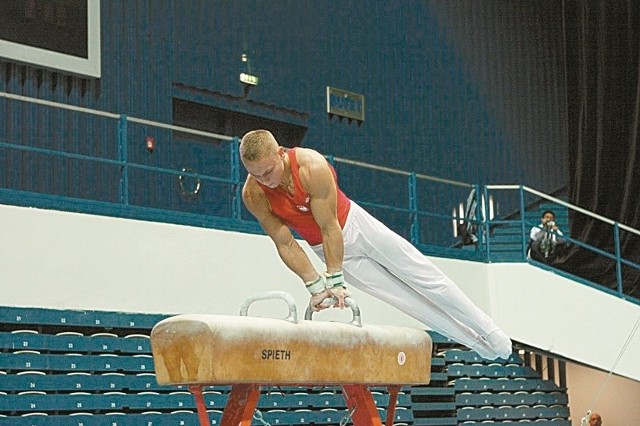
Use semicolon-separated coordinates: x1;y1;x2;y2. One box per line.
245;147;286;188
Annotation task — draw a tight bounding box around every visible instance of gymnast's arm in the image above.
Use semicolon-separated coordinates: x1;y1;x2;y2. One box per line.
298;150;344;275
297;149;350;309
242;178;319;283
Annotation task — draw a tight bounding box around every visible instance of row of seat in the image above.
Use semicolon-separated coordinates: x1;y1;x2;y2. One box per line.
0;372;184;393
458;405;570;421
448;363;540;379
0;332;151;355
460;420;570;426
444;349;524;365
453;378;565;393
0;371;414;397
262;391;412;409
0;391;222;413
0;352;154;374
0;307;568;425
0;378;413;413
456;391;568;407
0;307;167;332
0;407;412;425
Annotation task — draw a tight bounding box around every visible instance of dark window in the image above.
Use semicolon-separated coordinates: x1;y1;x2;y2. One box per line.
172;98;308;148
0;0;88;58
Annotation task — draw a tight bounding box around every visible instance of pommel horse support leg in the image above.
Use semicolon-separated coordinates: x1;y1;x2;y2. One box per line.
150;291;432;426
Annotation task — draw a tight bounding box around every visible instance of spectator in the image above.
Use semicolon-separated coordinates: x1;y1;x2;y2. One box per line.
588;412;602;426
529;210;567;263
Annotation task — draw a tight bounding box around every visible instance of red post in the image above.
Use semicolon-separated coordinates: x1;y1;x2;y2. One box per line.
220;383;261;426
341;384;383;426
189;385;211;426
385;385;400;426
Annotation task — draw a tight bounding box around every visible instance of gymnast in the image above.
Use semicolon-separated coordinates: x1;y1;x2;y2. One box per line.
239;129;512;360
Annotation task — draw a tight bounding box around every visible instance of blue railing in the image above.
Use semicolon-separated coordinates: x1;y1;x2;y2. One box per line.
1;91;638;304
484;185;640;303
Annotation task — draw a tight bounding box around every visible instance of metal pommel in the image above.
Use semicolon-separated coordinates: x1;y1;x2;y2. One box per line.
239;291;298;323
304;296;362;327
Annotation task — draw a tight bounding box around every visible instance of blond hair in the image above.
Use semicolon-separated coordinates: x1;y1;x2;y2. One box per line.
240;130;279;162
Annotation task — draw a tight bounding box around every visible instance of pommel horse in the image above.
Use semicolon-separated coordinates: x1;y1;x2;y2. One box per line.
150;291;432;426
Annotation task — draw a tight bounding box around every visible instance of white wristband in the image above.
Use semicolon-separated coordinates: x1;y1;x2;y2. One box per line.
305;276;325;295
324;271;344;288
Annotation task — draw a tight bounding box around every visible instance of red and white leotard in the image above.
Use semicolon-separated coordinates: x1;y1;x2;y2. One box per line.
256;148;351;245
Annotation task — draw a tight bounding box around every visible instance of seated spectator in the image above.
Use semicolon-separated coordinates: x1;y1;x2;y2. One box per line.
529;210;567;263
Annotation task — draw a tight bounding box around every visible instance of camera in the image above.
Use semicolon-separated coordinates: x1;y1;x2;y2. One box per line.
545;220;555;228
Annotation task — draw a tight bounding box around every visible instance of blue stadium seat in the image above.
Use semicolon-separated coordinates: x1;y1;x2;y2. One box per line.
458;405;495;421
431;356;446;367
315;408;340;425
386;406;414;422
292;408;320;425
505;365;539;378
305;391;344;409
118;335;152;354
1;331;43;353
202;390;227;410
549;419;571;426
535;391;568;406
444;349;484;364
258;390;286;409
534;405;569;419
456;392;499;406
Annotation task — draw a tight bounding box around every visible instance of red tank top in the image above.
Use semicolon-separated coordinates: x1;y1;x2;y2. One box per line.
257;149;351;245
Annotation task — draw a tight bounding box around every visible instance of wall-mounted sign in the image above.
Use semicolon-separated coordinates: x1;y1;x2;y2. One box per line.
326;87;365;122
240;73;259;86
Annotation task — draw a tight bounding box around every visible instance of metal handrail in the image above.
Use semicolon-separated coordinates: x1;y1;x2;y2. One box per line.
332;156;472;188
485;185;640;300
487;184;640;237
1;91;639;303
0;91;234;142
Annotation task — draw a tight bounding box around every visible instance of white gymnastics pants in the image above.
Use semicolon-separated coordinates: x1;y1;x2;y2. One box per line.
311;201;503;351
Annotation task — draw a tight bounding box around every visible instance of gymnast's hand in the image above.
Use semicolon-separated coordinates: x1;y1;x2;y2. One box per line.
324;271;350;309
328;285;351;309
308;288;333;312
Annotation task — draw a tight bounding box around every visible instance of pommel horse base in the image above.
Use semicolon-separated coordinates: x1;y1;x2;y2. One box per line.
150;292;432;426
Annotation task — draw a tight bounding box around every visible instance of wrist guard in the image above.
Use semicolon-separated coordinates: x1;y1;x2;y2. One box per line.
305;276;326;295
324;271;344;288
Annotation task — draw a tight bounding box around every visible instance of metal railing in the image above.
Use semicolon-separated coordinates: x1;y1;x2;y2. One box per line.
1;91;638;304
485;185;640;302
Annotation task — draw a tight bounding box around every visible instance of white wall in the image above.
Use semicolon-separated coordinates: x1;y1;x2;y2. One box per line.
2;203;640;387
489;264;640;382
0;204;426;327
566;361;640;426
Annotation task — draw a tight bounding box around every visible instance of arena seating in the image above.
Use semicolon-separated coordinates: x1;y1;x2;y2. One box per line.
409;333;571;426
0;306;571;425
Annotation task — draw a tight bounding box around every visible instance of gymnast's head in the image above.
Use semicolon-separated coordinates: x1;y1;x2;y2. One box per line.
240;130;287;188
240;130;280;163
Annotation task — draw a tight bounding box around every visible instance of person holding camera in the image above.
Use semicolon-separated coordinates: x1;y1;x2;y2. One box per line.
529;210;566;263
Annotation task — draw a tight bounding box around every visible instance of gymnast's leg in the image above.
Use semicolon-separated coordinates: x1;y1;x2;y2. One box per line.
317;202;512;359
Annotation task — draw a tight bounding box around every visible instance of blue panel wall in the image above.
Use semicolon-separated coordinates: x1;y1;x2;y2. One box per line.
0;0;568;236
171;0;568;191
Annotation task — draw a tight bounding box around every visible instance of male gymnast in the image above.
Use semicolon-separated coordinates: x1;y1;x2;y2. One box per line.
240;129;511;359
